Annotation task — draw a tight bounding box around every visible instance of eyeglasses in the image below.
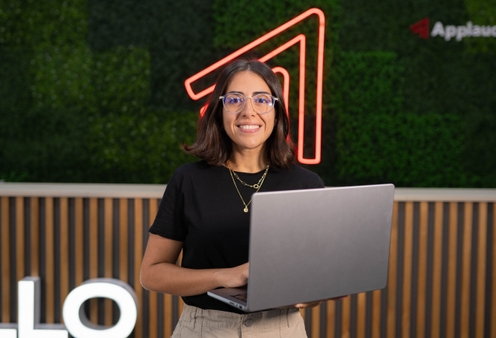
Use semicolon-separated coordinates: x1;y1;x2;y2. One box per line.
219;92;278;115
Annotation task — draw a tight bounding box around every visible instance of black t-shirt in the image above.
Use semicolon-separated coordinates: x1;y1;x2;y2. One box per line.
149;160;325;313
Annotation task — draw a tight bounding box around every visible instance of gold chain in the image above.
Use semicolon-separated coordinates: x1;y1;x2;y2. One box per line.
228;165;269;213
231;165;269;189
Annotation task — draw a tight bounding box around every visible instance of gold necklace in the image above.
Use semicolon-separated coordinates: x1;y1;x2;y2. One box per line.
228;165;269;213
231;165;269;189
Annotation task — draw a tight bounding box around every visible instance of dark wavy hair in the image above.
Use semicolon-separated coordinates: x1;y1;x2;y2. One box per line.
183;59;295;169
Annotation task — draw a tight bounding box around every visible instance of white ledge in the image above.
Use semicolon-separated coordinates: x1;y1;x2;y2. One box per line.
0;182;167;198
0;183;495;201
393;188;496;202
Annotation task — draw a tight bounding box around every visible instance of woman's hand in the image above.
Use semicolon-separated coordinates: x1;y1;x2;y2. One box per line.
141;234;249;296
295;300;322;309
295;295;349;309
214;262;249;288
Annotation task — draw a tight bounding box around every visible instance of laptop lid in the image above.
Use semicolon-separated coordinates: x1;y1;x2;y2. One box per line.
209;184;395;312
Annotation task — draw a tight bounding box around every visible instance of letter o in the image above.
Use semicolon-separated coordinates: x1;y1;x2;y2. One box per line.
62;279;137;338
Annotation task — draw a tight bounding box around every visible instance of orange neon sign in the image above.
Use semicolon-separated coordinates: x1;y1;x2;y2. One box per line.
184;8;326;164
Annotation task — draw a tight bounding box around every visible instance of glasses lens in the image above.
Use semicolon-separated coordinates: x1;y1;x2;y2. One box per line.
223;93;245;113
252;94;274;114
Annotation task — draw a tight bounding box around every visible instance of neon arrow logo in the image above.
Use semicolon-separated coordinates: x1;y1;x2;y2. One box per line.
184;8;326;164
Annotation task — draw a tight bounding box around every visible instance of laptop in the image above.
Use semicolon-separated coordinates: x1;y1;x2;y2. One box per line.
207;183;395;312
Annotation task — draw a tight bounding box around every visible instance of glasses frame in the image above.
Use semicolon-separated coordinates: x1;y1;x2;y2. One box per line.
219;92;278;115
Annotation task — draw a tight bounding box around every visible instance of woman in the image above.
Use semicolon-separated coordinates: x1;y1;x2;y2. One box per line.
140;59;326;337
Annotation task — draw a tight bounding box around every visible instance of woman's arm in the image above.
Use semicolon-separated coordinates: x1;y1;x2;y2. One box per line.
140;234;249;297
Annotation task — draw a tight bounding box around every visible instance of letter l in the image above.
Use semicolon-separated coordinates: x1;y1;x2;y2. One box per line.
18;277;68;338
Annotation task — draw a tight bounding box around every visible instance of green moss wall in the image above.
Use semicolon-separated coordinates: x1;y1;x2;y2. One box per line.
1;0;494;187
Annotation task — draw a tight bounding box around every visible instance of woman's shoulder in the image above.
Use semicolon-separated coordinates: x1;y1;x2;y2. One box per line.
272;163;325;188
170;160;223;182
165;161;213;193
173;160;209;175
288;163;321;178
287;163;318;175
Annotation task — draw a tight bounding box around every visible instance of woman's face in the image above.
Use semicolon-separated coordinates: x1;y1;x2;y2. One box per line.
222;71;276;156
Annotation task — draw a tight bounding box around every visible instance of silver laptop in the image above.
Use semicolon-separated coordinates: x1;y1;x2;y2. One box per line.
207;184;395;312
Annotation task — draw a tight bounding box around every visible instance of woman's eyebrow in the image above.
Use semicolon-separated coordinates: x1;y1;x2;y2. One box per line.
252;90;271;95
225;90;271;96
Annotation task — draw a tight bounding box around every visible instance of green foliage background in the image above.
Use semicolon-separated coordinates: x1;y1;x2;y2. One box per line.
0;0;494;187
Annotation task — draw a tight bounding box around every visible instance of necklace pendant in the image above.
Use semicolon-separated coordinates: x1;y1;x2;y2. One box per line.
243;206;249;213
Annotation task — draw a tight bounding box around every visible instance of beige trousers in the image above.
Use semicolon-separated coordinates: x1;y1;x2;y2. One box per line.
171;304;308;338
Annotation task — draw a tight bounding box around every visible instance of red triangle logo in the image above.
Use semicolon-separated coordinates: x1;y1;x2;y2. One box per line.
410;18;430;39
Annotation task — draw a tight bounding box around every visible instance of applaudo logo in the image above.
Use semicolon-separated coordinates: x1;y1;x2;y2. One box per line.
410;17;496;41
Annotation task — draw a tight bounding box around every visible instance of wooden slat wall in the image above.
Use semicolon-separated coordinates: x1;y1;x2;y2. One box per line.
300;201;496;338
0;190;495;338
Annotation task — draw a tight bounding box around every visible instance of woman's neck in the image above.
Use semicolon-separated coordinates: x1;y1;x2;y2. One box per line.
227;152;268;173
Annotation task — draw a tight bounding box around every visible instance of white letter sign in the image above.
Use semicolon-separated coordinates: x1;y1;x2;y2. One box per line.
0;277;138;338
18;277;68;338
63;278;138;338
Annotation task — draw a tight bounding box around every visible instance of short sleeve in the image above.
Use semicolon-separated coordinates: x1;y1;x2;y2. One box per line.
149;169;187;241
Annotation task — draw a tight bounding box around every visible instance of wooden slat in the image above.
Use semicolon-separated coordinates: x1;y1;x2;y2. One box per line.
341;292;351;337
60;198;69;314
1;197;11;322
149;291;158;338
416;202;428;338
445;202;458;338
119;198;128;284
475;203;487;338
74;198;84;286
70;198;83;331
325;298;336;338
15;197;25;283
104;198;113;325
356;292;366;338
89;198;98;324
310;304;320;338
401;202;414;338
164;294;173;337
30;197;40;276
45;197;55;323
134;198;144;337
371;289;381;338
149;199;158;229
387;202;399;338
460;203;473;337
430;202;443;338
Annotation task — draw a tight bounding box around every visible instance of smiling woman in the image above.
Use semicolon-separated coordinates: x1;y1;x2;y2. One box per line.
139;58;327;337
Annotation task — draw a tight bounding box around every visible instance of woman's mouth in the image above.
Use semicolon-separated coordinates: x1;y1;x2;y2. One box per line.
238;124;261;131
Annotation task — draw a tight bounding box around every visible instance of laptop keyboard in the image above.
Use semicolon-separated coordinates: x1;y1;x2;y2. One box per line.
231;293;247;301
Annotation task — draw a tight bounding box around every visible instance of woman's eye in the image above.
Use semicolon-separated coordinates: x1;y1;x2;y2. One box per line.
226;96;242;104
255;95;270;104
